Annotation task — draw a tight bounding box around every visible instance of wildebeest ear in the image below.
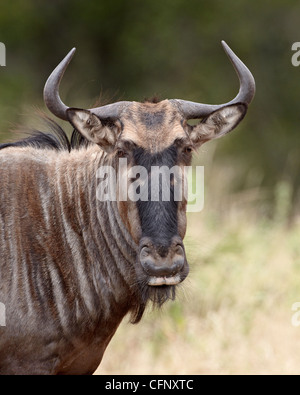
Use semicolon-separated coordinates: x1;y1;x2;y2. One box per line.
66;108;120;152
189;104;247;147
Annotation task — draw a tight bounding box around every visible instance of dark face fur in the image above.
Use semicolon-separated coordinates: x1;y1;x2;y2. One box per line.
67;99;246;300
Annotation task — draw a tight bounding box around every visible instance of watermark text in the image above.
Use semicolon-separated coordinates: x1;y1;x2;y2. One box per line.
0;302;6;326
96;159;204;212
0;43;5;66
291;302;300;327
291;42;300;67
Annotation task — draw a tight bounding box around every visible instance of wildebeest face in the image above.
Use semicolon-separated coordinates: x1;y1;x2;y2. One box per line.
67;101;246;291
113;101;192;288
43;41;254;309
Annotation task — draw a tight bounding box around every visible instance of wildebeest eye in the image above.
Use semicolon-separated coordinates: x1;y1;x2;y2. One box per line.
117;149;126;158
183;146;193;154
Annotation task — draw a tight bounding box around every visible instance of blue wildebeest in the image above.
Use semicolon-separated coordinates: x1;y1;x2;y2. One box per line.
0;41;255;374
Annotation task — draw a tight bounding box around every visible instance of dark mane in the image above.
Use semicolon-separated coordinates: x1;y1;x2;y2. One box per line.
0;116;90;152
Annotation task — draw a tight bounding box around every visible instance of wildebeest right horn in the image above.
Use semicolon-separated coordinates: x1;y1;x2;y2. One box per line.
171;41;255;119
43;48;130;121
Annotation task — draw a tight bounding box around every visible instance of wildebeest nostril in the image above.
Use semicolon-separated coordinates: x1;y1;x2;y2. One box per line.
174;244;184;256
172;255;185;272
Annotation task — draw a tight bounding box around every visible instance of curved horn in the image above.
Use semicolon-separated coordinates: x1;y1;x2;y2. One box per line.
43;48;130;121
43;48;76;121
171;41;256;119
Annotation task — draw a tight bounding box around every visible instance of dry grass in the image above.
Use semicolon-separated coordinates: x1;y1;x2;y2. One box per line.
95;149;300;375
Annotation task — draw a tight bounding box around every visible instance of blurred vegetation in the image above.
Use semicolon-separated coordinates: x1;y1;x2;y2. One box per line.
0;0;300;216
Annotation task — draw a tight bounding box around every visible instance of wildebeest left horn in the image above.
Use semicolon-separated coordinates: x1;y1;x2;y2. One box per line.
43;48;130;121
171;41;255;119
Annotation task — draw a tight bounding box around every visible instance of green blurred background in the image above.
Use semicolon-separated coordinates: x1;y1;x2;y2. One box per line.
0;0;299;216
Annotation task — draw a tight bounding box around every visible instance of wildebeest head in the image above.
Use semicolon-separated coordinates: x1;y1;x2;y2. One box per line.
43;42;255;302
